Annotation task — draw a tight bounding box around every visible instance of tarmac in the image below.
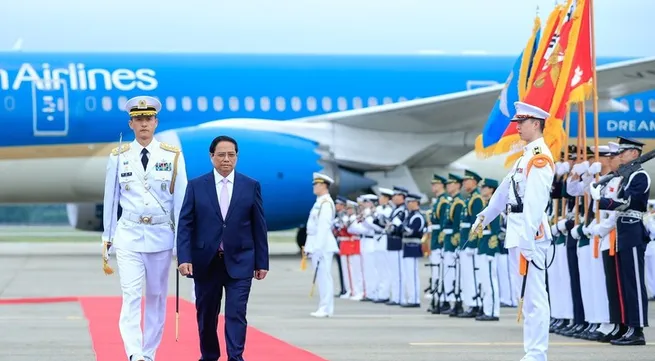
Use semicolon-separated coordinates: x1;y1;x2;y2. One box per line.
0;242;654;361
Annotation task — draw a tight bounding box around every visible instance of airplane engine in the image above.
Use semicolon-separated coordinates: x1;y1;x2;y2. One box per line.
157;125;376;231
66;202;103;231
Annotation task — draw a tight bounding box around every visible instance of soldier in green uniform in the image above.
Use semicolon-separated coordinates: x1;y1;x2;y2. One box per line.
457;169;485;318
475;178;501;321
443;173;466;317
427;174;450;314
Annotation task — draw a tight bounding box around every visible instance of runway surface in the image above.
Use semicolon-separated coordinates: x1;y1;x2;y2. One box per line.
0;252;653;360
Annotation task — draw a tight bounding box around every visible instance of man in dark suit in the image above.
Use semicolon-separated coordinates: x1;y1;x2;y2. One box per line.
176;135;269;361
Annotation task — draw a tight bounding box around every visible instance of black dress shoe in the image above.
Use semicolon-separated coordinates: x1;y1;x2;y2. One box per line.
561;324;583;337
439;302;451;313
385;301;399;306
611;330;646;346
587;331;603;341
373;299;389;304
475;314;499;321
456;309;478;318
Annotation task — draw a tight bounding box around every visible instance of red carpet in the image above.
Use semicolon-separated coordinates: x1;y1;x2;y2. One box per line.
80;296;327;361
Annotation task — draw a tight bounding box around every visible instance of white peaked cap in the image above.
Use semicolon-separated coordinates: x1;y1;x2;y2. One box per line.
511;101;550;121
312;172;334;185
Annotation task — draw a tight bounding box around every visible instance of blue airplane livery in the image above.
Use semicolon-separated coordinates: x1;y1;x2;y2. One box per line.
0;52;654;233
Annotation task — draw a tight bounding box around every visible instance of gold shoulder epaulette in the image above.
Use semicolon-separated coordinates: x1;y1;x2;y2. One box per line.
160;142;181;153
111;144;130;156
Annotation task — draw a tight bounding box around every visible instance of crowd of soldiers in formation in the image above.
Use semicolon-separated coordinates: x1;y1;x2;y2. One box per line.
325;149;655;342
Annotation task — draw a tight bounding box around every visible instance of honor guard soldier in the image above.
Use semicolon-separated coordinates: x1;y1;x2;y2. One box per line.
497;209;515;307
471;101;555;361
442;173;465;316
101;95;188;361
548;148;574;332
475;178;501;321
386;186;409;306
459;169;484;318
645;200;655;300
358;194;381;302
344;200;365;300
590;137;651;345
304;172;339;317
427;175;449;314
333;196;348;297
401;193;426;307
372;187;395;303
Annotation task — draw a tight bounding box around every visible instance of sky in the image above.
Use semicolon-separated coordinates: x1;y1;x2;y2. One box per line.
0;0;652;56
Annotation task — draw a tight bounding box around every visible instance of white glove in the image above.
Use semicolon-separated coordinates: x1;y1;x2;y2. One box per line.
465;247;475;256
589;183;602;200
550;224;560;237
572;227;581;240
572;162;588;176
342;215;349;223
582;224;592;238
557;219;568;233
555;162;564;176
560;162;571;175
470;216;483;236
520;248;535;262
588;162;602;176
589;223;598;236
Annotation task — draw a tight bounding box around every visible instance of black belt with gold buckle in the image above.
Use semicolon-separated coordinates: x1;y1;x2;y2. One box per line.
506;204;523;213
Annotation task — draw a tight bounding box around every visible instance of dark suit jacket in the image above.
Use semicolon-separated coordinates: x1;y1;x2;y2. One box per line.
176;170;269;279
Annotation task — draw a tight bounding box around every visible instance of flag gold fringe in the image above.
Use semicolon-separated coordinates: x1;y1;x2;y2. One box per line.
494;6;564;162
518;16;542;100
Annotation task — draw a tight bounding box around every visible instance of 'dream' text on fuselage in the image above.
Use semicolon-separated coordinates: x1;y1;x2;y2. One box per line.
607;119;655;132
0;63;158;91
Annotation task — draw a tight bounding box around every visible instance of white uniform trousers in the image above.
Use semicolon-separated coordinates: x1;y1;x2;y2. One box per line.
311;251;335;315
443;251;457;303
589;244;610;324
645;242;655;298
555;243;573;319
386;250;403;303
507;247;522;307
512;244;550;361
341;254;364;298
460;250;480;308
428;250;445;303
360;237;379;300
374;245;391;300
479;254;500;317
496;253;515;306
116;248;172;361
577;245;594;323
402;257;421;305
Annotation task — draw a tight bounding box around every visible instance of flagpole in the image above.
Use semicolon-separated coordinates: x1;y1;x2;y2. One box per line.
589;0;601;257
560;107;571;221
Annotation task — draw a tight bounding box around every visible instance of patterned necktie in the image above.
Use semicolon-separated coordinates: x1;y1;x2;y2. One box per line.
140;148;148;170
219;177;230;251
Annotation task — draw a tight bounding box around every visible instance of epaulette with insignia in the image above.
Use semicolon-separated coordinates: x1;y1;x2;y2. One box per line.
532;146;542;155
111;144;130;156
160;142;181;153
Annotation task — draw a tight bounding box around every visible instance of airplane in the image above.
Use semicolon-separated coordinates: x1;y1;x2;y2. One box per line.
0;52;654;235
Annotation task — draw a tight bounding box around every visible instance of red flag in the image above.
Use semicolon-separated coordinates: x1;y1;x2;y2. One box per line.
501;0;591;166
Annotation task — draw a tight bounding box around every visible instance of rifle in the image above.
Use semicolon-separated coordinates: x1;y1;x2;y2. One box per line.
595;148;655;187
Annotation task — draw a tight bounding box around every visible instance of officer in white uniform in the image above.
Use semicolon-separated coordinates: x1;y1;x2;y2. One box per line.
102;96;188;361
472;101;554;361
304;172;339;317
